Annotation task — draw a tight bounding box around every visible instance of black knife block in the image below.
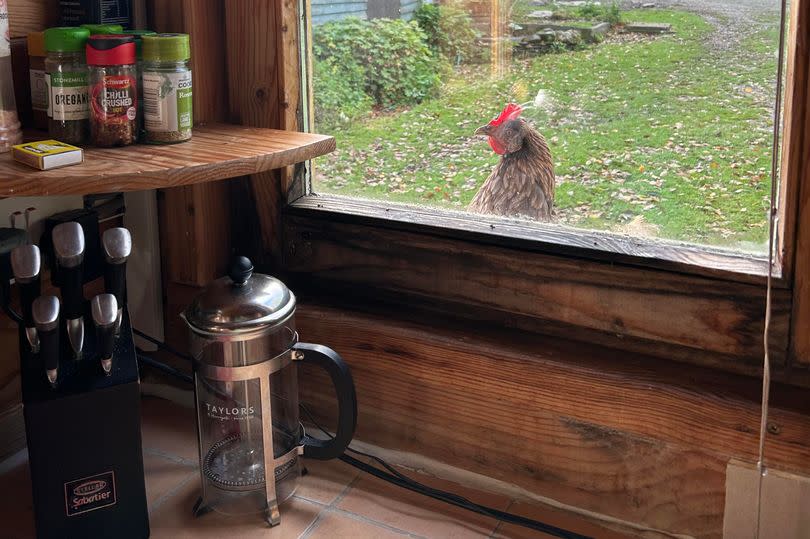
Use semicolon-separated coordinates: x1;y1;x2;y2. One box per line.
20;310;150;539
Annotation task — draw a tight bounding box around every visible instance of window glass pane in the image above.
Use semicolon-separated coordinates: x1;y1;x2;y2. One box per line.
310;0;784;253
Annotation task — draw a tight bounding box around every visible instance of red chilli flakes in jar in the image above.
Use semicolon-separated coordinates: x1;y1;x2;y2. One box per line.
86;35;138;147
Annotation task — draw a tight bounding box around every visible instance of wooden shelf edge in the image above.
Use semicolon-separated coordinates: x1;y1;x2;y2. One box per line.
0;124;335;197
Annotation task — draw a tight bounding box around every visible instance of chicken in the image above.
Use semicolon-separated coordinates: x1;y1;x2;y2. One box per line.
468;103;555;221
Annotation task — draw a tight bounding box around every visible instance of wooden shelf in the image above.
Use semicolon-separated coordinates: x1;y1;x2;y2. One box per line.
0;124;335;197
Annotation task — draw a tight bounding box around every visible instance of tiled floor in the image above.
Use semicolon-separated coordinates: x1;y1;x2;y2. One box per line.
0;396;632;538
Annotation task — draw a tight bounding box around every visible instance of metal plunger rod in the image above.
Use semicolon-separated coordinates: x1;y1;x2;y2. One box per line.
92;294;118;375
102;227;131;334
11;244;41;353
52;222;85;359
32;296;60;387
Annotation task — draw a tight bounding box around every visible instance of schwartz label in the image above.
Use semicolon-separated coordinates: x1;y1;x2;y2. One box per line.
64;471;117;517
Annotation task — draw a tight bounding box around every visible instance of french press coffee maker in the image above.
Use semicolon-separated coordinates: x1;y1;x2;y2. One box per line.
182;256;357;526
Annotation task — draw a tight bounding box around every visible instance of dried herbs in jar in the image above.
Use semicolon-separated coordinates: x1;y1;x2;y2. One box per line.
142;34;192;144
87;35;138;147
44;27;91;145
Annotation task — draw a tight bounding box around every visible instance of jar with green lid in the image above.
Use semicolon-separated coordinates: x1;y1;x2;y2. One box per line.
81;24;124;35
122;29;156;60
44;27;91;145
123;29;156;139
142;33;192;144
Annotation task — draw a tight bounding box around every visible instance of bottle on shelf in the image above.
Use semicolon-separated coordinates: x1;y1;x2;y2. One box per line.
0;1;24;152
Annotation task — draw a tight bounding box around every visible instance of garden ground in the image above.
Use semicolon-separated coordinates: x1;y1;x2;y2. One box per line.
313;5;782;251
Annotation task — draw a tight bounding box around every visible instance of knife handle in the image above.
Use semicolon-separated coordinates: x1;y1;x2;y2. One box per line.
104;261;126;308
97;324;115;360
91;294;117;375
32;295;60;385
59;265;84;320
40;326;59;372
19;277;40;327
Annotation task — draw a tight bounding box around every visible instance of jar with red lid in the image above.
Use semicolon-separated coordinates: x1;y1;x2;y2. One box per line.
86;35;138;147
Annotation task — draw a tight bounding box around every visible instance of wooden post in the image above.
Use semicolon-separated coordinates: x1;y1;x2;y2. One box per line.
149;0;231;288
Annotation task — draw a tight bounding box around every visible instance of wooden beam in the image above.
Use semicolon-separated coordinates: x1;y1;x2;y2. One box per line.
225;0;289;270
283;213;791;371
288;195;776;286
787;0;810;366
150;0;232;287
296;302;810;539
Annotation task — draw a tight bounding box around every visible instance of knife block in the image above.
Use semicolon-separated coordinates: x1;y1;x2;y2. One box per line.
20;309;150;539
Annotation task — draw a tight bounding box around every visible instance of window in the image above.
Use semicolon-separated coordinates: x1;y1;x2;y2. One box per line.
308;0;785;258
287;0;810;372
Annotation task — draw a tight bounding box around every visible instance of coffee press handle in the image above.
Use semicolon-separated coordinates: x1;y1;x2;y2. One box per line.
294;342;357;460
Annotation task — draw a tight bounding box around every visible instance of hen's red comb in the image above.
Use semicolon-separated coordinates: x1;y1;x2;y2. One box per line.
489;103;523;126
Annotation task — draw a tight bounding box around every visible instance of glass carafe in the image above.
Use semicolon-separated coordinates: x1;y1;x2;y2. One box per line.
183;257;357;526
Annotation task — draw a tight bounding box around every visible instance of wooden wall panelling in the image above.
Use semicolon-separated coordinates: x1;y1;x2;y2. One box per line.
7;0;58;37
149;0;231;287
778;0;808;280
296;303;810;539
225;0;288;270
787;0;810;365
278;0;310;203
283;216;791;370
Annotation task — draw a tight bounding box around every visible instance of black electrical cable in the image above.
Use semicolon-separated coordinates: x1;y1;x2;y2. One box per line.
132;328;592;539
133;328;194;362
136;353;193;384
298;403;592;539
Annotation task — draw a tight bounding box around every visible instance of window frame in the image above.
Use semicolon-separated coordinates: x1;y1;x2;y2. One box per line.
279;0;810;376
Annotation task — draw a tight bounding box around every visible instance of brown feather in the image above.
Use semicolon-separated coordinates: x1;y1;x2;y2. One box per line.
469;120;555;221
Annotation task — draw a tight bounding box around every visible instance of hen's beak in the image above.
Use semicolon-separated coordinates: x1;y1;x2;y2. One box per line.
474;124;491;136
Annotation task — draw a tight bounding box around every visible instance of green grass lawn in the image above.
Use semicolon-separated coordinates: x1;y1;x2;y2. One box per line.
313;9;780;250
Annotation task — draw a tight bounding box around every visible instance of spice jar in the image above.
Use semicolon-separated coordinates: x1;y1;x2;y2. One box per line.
0;1;22;152
142;33;192;144
123;29;156;140
44;27;91;145
27;32;48;130
81;24;124;35
87;35;137;147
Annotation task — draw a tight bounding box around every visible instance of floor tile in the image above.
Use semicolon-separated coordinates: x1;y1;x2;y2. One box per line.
493;501;635;539
337;467;509;538
307;510;413;539
295;457;360;505
140;396;198;462
0;452;35;539
143;453;198;511
149;475;323;539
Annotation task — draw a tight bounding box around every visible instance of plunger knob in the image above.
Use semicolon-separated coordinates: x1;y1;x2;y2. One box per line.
228;256;253;286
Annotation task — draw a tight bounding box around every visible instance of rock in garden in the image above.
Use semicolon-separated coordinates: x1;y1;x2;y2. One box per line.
623;22;673;33
555;1;599;6
588;22;611;39
555;30;582;45
528;10;554;19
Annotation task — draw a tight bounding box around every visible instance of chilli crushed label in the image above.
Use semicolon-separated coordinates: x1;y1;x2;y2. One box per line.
90;74;137;146
92;75;136;122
